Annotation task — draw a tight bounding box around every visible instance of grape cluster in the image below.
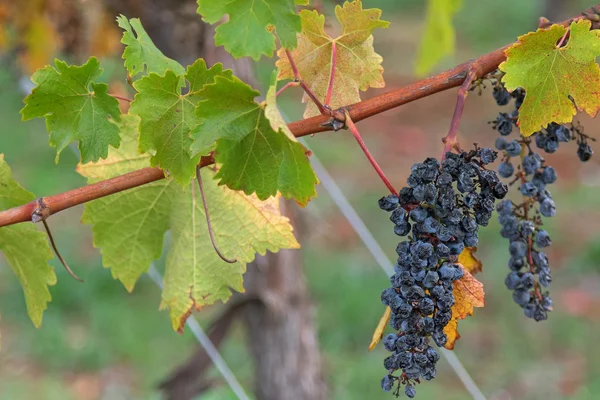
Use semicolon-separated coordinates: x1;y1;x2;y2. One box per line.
486;78;591;321
378;149;506;397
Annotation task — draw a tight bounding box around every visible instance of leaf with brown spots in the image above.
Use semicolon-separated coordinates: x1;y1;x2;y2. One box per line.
458;246;482;274
275;0;389;118
443;264;485;350
500;19;600;136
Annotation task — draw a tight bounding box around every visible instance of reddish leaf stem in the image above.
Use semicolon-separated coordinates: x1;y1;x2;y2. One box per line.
284;48;329;115
325;41;337;107
109;93;133;103
441;68;479;160
344;110;397;195
276;81;300;97
556;27;570;48
195;167;237;264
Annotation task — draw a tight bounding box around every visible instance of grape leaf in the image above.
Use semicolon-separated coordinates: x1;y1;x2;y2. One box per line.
443;263;484;350
191;75;318;205
196;0;307;61
20;57;121;163
129;59;232;184
500;20;600;136
368;305;391;351
78;123;300;332
457;246;482;274
117;15;185;79
0;155;57;327
415;0;462;76
276;0;389;118
77;115;175;291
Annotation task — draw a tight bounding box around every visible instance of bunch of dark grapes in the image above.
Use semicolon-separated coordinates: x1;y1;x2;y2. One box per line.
487;74;594;320
377;148;506;397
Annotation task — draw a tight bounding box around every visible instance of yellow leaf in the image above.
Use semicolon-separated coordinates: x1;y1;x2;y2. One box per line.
458;246;482;274
276;0;389;118
500;20;600;135
415;0;463;76
19;14;59;74
443;264;484;350
369;306;391;351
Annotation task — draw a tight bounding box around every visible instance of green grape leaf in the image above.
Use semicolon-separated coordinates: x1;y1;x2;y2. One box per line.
415;0;462;76
129;59;232;184
78;124;299;332
0;155;57;327
117;15;185;79
276;0;389;117
78;115;176;291
20;57;121;163
191;75;318;205
265;70;296;141
500;20;600;136
196;0;305;60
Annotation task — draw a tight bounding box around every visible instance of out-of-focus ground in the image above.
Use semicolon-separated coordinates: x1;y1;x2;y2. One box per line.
1;1;600;399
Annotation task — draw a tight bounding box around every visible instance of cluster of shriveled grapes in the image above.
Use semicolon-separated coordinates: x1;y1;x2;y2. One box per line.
488;73;594;321
378;149;506;397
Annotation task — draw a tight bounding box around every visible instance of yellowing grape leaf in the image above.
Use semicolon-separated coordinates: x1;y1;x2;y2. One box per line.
196;0;308;61
0;154;57;328
415;0;462;76
190;74;318;206
78;122;299;332
129;59;232;184
369;305;391;351
20;57;121;163
276;0;389;118
117;15;185;79
500;19;600;136
458;246;482;274
443;264;484;350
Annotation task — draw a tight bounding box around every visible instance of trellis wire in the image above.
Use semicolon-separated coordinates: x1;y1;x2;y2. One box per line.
146;265;251;400
301;138;487;400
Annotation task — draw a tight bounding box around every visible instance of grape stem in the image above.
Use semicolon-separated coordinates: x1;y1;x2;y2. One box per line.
344;110;397;195
33;198;83;282
109;93;133;103
195;166;237;264
284;49;329;116
441;67;479;160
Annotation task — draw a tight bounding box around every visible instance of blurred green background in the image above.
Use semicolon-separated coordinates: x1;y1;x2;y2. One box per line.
1;0;600;399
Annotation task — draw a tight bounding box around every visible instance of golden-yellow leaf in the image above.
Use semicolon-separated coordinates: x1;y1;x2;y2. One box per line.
458;246;482;274
276;0;389;118
443;264;485;350
369;306;391;351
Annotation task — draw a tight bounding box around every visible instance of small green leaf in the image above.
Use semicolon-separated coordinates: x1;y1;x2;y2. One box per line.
20;57;121;163
500;20;600;135
415;0;462;76
196;0;304;60
117;15;185;79
129;59;231;184
0;155;57;327
191;75;318;205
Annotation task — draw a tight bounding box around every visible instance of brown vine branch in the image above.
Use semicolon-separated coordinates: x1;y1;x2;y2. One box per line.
345;110;397;195
0;7;594;229
195;166;237;264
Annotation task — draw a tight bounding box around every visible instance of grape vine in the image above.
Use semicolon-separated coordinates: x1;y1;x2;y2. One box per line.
1;2;600;398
